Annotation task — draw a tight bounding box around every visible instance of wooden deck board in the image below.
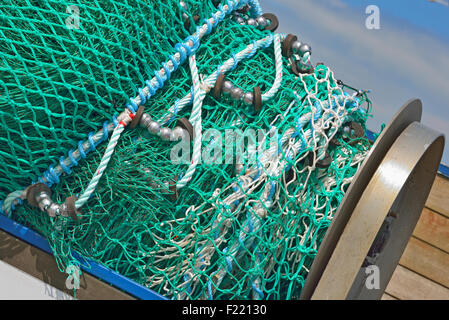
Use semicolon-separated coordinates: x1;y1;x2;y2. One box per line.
399;237;449;288
381;293;397;300
425;175;449;218
385;265;449;300
413;208;449;253
385;173;449;300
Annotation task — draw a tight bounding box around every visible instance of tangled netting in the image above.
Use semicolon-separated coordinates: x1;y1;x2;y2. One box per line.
0;0;376;299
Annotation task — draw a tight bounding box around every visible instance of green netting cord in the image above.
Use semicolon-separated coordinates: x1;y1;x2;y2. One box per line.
0;0;377;299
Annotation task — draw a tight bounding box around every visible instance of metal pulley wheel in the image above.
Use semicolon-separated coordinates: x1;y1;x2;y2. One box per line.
300;98;445;300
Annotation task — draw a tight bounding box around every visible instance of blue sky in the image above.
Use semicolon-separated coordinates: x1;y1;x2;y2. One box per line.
259;0;449;164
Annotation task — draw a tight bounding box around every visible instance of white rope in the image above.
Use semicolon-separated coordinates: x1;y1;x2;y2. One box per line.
262;33;283;102
176;54;206;189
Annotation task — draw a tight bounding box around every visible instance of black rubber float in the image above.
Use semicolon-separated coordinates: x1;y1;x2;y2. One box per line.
315;151;332;169
176;117;194;141
348;121;365;145
26;183;51;207
129;106;145;129
252;86;262;113
307;150;332;169
64;195;80;221
282;34;297;58
213;73;226;99
331;121;365;146
262;13;279;32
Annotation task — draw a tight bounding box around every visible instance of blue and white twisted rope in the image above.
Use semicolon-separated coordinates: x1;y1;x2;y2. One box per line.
75;114;132;209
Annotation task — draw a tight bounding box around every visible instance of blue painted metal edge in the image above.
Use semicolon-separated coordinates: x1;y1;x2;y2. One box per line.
0;214;167;300
439;163;449;178
365;129;376;142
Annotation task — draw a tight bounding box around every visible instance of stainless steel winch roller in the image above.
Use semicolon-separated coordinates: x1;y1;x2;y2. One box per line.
300;98;445;300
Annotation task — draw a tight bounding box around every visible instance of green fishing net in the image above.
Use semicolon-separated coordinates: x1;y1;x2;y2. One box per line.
0;0;375;299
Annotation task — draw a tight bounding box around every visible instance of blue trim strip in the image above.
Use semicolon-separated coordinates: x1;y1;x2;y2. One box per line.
439;164;449;179
365;129;376;142
0;214;167;300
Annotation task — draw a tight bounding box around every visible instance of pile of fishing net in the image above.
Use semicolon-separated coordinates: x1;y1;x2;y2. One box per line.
0;0;375;299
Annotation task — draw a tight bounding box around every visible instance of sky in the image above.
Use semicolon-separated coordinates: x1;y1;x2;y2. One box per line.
259;0;449;164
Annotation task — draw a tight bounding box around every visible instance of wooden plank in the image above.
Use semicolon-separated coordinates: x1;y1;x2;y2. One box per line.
426;175;449;218
381;293;398;300
399;237;449;288
413;208;449;253
0;230;134;300
385;265;449;300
